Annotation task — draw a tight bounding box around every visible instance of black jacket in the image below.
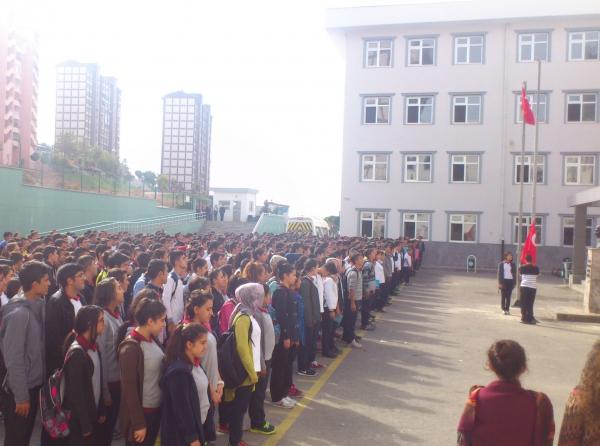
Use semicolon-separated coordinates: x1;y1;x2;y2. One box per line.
45;290;76;376
497;261;516;285
160;359;205;446
210;287;226;334
272;285;299;343
63;345;105;436
300;277;320;328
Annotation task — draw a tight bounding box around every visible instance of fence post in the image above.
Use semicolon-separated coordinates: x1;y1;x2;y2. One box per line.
97;173;101;193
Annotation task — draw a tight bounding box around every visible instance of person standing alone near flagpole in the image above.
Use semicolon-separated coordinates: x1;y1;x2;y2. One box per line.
497;252;516;315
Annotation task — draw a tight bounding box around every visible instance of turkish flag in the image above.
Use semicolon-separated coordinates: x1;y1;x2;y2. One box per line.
521;86;536;125
521;222;537;265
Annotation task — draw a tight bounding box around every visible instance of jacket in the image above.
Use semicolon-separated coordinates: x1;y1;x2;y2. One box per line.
211;287;226;334
45;289;77;376
224;313;259;403
63;343;105;436
300;276;320;328
0;296;45;403
160;359;205;446
272;285;299;343
383;254;393;278
497;261;517;286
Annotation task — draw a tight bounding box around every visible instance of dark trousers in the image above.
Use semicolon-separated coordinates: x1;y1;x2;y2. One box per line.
298;324;318;371
321;312;336;355
1;385;40;446
67;417;99;446
228;385;253;446
342;298;357;343
126;409;161;446
500;280;514;312
96;382;120;446
391;270;400;290
218;398;231;426
360;297;372;329
203;399;217;441
249;360;271;427
520;287;537;322
270;343;294;402
401;268;410;285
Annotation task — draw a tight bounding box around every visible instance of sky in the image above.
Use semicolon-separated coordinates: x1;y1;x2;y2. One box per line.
7;0;435;218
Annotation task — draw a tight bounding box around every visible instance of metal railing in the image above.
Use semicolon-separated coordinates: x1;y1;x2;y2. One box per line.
40;212;205;236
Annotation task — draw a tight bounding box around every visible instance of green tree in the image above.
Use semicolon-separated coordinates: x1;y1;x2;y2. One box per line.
324;215;340;235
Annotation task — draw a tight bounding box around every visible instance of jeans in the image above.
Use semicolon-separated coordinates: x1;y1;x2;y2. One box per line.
342;298;358;343
228;385;253;446
1;385;40;446
297;324;318;371
500;280;514;312
249;360;271;427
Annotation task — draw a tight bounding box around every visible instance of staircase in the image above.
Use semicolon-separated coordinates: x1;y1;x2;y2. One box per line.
199;221;256;235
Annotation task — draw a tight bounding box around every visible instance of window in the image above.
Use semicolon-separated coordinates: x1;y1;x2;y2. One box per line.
569;31;600;61
451;154;480;183
363;96;391;124
454;35;484;64
405;96;434;124
563;217;593;247
360;211;386;238
365;39;393;67
361;154;388;182
452;95;482;123
449;214;477;242
514;155;545;184
403;213;430;240
513;216;543;244
407;38;435;66
517;93;548;123
518;33;549;62
405;154;432;182
565;155;595;185
567;93;597;122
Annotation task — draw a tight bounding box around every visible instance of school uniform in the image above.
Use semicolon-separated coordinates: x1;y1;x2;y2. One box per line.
497;261;516;312
519;264;540;323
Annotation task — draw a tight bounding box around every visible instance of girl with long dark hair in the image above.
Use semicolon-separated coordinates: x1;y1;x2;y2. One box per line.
160;323;208;446
62;305;106;445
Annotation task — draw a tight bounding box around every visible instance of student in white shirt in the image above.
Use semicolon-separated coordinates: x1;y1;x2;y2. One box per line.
162;251;187;333
374;251;386;312
321;261;339;358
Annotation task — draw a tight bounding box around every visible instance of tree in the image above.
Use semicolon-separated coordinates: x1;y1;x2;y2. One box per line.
142;171;157;189
324;215;340;235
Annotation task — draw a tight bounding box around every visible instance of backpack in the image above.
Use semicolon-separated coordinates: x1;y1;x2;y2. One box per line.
217;313;253;389
39;344;84;439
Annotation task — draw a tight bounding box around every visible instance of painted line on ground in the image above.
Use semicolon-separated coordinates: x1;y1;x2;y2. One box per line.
262;331;364;446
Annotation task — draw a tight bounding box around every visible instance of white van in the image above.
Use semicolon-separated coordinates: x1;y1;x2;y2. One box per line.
286;217;330;237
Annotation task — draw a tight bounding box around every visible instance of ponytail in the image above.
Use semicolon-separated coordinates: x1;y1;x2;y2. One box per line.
184;290;213;321
164;323;207;366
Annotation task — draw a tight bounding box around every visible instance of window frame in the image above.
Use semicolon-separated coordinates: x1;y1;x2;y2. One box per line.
517;32;550;62
358;210;387;238
564;154;597;186
561;216;593;247
565;92;598;123
404;95;435;124
568;30;600;61
513;154;546;185
450;153;481;183
447;213;479;243
406;36;437;66
453;33;485;64
364;38;394;68
360;152;390;182
515;92;549;123
451;94;483;124
401;211;432;241
362;95;392;125
512;215;544;245
403;153;433;183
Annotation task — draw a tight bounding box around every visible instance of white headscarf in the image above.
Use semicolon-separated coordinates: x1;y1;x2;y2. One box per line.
229;283;264;328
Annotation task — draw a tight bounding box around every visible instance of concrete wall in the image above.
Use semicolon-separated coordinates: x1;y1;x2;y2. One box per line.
211;190;257;222
338;15;600;267
0;166;202;233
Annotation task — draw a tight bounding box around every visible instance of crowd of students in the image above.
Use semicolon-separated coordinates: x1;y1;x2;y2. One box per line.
0;229;422;446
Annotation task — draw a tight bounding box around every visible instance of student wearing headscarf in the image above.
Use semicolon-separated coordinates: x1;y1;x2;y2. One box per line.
224;283;263;446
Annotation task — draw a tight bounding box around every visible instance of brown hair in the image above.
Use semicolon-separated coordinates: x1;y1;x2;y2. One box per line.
241;261;266;284
487;340;527;382
578;340;600;417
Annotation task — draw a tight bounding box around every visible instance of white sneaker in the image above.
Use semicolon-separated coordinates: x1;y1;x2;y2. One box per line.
350;340;362;349
271;398;295;409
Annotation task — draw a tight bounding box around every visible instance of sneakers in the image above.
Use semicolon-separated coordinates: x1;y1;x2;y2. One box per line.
250;421;277;435
229;441;251;446
218;423;229;434
349;339;362;349
311;361;324;369
503;310;510;315
289;384;304;398
297;369;317;377
362;324;375;331
271;398;296;409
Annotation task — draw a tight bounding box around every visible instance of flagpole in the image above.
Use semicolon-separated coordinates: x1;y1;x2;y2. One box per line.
531;59;542;222
515;81;527;307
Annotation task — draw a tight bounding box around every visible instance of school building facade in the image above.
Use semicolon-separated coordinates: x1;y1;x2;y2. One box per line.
328;0;600;270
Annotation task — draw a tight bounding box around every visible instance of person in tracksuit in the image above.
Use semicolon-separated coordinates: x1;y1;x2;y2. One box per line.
497;252;516;315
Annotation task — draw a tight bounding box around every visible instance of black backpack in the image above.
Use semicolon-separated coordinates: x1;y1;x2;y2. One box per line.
217;313;253;389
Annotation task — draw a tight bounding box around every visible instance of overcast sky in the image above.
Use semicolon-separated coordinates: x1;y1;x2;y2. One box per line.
9;0;431;217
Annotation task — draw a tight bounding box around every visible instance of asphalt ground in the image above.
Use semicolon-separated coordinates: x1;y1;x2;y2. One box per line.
7;269;598;445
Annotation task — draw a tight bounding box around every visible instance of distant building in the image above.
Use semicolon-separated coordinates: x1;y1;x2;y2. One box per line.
55;61;121;155
328;0;600;270
0;27;39;168
210;187;258;222
161;91;212;194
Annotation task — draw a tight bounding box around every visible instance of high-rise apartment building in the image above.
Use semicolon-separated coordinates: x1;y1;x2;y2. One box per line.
327;0;600;270
160;91;212;194
55;61;121;155
0;26;39;168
